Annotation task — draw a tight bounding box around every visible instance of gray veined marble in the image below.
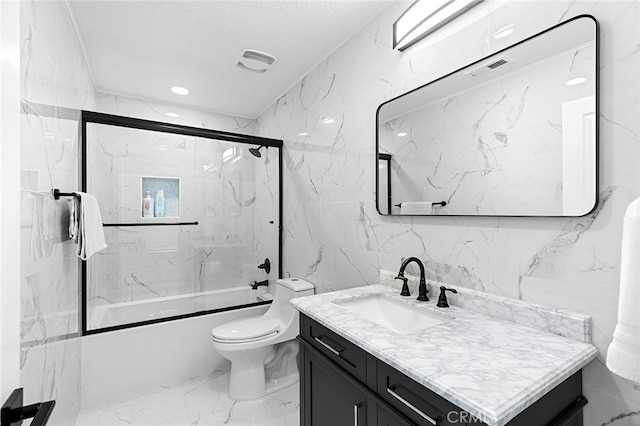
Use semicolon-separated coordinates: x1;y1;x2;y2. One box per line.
380;270;592;343
291;285;598;426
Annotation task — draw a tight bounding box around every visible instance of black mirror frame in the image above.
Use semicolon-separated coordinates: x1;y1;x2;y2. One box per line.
376;14;599;218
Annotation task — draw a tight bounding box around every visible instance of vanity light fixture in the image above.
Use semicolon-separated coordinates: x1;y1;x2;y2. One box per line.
493;24;515;39
171;86;189;95
397;132;408;137
298;131;309;136
394;0;484;51
566;77;587;86
166;112;179;118
321;117;335;124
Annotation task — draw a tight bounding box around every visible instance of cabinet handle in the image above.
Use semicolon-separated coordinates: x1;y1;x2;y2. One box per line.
354;402;362;426
314;336;343;356
387;386;440;425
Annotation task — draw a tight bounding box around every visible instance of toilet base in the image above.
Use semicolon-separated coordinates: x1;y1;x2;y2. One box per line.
228;351;271;400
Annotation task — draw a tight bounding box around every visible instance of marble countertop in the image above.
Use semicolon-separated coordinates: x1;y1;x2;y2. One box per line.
291;285;598;426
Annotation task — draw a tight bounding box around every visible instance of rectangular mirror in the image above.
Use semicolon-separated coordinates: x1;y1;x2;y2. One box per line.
376;15;598;217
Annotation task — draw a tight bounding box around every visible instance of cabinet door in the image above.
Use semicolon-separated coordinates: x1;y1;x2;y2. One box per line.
302;344;369;426
377;404;416;426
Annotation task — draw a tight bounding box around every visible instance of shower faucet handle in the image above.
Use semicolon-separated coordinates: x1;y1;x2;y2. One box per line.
257;258;271;274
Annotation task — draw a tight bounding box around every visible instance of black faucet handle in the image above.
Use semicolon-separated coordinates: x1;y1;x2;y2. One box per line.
395;275;411;296
257;258;271;274
437;286;458;308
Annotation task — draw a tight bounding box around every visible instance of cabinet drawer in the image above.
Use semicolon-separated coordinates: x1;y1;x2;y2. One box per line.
301;314;368;383
377;361;482;426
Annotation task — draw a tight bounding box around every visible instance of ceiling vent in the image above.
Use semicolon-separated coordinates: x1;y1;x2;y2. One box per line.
465;55;514;77
236;49;277;74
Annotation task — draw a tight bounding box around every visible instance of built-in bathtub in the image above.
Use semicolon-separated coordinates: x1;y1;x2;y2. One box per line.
81;287;273;410
90;286;273;330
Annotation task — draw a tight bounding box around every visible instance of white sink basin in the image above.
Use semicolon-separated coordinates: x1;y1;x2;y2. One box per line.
333;294;452;335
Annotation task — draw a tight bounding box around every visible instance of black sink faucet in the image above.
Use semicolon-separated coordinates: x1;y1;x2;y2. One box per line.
395;257;429;301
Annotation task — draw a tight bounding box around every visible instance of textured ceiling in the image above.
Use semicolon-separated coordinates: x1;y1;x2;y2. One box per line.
70;0;391;118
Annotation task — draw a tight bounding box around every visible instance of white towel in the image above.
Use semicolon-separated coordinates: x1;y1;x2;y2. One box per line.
28;194;53;261
43;196;71;243
69;196;79;242
69;192;107;260
607;197;640;382
400;202;433;214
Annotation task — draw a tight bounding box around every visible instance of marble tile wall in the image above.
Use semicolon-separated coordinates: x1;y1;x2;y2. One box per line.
88;95;279;329
381;43;594;215
18;2;276;421
257;0;640;424
19;1;96;424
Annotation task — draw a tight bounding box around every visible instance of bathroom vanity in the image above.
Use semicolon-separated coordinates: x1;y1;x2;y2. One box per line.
293;285;597;426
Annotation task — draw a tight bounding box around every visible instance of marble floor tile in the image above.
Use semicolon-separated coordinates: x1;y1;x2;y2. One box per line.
75;372;299;426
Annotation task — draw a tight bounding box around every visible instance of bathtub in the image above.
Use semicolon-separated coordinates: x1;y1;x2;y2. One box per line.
90;286;273;330
81;287;273;410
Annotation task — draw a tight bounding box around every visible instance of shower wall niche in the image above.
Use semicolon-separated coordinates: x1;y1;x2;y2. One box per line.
82;112;282;333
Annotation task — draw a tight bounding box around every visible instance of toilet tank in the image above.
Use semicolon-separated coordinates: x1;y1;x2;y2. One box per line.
266;278;314;324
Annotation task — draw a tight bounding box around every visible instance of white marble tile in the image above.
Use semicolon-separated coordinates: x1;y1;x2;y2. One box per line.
380;270;592;343
382;41;594;216
96;93;258;135
583;384;640;426
19;2;95;424
75;372;299;426
257;2;640;424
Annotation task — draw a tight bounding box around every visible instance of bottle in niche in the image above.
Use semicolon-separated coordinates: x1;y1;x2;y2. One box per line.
155;190;165;217
143;190;154;217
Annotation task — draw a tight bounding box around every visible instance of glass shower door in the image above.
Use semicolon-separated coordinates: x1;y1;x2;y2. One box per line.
82;112;282;333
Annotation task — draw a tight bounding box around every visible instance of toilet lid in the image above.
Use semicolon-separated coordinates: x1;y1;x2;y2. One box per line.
211;318;280;342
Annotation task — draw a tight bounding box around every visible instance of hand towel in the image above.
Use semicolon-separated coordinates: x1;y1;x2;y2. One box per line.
43;196;71;243
29;194;53;261
73;192;107;260
607;197;640;382
69;196;79;241
400;202;433;214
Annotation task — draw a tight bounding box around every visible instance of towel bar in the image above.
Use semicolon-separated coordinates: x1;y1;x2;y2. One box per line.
102;222;199;227
395;201;447;208
52;189;78;200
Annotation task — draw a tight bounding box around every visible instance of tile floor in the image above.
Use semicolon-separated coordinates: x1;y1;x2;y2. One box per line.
75;372;300;426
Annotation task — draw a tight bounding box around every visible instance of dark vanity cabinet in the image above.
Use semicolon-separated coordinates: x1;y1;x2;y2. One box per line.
302;344;373;426
299;314;586;426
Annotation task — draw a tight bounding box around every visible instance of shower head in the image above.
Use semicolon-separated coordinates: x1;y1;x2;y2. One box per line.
249;145;266;158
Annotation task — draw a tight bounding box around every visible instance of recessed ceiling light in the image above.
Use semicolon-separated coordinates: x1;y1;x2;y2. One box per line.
566;77;587;86
322;117;335;124
166;112;179;118
171;86;189;95
493;25;515;39
298;131;309;136
397;132;408;137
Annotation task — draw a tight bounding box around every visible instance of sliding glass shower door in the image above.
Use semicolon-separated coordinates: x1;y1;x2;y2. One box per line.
83;112;281;333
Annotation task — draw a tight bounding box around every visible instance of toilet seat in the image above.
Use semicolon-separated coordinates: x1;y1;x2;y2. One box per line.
211;317;280;343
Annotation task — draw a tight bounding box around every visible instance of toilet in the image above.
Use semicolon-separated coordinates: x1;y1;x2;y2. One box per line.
211;277;314;400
